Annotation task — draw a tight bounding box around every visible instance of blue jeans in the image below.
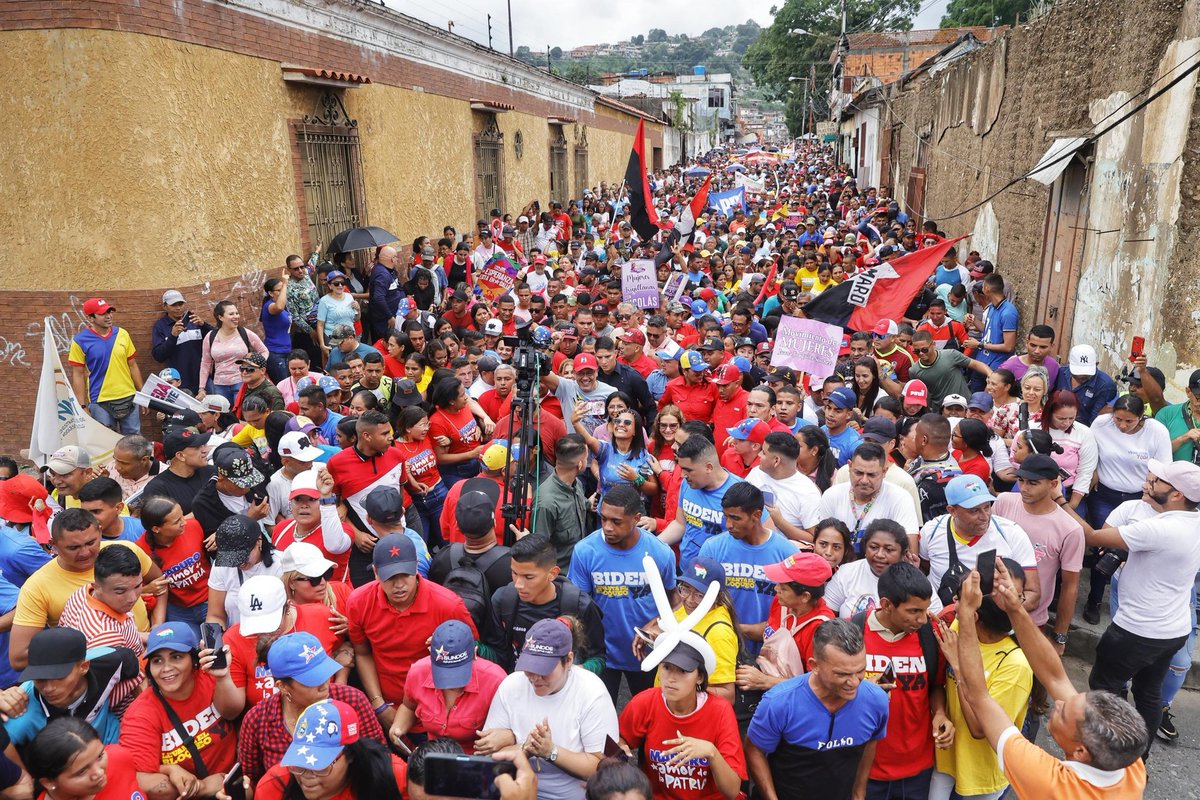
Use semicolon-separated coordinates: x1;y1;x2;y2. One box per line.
90;400;141;434
1162;572;1199;706
867;768;933;800
265;351;290;384
413;481;448;549
166;601;209;639
211;382;241;404
440;460;480;488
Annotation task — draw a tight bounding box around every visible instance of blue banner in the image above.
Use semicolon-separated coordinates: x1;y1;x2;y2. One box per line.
707;187;747;217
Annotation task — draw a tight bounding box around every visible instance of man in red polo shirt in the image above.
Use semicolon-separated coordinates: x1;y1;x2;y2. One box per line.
347;533;476;730
720;418;767;478
711;363;749;435
477;364;515;422
658;351;717;423
619;329;657;378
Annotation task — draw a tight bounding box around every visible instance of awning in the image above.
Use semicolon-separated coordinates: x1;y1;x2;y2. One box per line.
281;65;371;88
1029;137;1088;185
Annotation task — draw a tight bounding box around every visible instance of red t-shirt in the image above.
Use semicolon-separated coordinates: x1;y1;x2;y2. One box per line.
120;671;238;774
255;756;407;800
429;405;481;456
476;388;513;425
711;388;750;437
96;746;142;800
394;437;443;489
496;391;564;429
875;345;915;383
136;518;210;608
622;354;658;379
442;306;474;333
492;406;567;467
619;689;747;800
719;448;759;479
954;450;992;483
438;473;517;545
862;621;941;780
226;603;344;708
272;519;352;582
658;377;718;424
383;353;406;379
346;579;476;704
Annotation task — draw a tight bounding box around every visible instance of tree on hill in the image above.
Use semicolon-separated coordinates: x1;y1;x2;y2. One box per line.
941;0;1040;26
647;28;668;42
631;34;644;45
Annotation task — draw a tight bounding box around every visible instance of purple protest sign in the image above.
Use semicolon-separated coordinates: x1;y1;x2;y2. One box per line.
621;259;660;310
770;316;843;379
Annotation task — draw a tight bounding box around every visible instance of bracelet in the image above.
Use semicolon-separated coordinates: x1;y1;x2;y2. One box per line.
374;701;390;715
633;475;646;488
319;495;339;506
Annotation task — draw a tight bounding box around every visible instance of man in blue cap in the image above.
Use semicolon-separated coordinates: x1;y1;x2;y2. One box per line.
821;387;862;467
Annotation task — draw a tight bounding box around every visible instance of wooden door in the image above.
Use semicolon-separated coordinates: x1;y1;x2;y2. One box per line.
1035;154;1091;348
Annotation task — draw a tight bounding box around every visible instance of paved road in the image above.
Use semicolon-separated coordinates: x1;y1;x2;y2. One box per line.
1045;656;1200;799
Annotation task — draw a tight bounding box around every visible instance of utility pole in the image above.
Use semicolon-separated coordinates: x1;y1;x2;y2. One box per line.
546;45;551;73
507;0;513;56
487;14;493;49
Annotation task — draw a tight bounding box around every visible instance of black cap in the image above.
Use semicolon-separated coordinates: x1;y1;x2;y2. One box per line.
163;427;212;460
861;416;897;443
455;241;470;252
1014;453;1064;481
765;367;798;385
699;338;724;351
21;628;87;681
659;640;706;673
451;289;469;301
213;514;262;567
163;409;202;434
364;485;406;525
392;379;422;407
212;443;265;490
455;478;501;538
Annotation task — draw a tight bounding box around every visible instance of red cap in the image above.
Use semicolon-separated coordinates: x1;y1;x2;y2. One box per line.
902;379;929;406
763;552;833;586
573;353;599;372
697;288;717;301
872;319;898;336
755;342;772;355
711;363;742;385
82;298;115;315
533;255;547;265
838;334;851;356
621;329;646;345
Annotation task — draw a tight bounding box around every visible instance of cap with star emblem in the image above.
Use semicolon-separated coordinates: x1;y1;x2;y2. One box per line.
514;618;573;675
281;699;361;771
429;619;476;689
372;533;418;580
267;631;343;687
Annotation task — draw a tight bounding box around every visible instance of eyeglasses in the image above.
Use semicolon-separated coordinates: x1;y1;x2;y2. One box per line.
658;421;679;430
613;418;636;427
300;569;335;586
239;366;259;373
329;281;346;288
911;347;931;355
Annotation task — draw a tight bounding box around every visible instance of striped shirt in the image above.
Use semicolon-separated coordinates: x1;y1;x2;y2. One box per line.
59;585;146;659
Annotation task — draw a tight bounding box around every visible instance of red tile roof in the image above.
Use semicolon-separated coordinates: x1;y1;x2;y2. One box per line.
282;65;371;84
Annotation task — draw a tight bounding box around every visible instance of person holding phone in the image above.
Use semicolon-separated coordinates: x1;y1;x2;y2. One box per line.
255;699;405;800
118;624;241;797
152;289;211;395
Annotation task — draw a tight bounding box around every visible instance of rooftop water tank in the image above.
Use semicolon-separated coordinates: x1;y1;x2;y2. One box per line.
693;66;706;76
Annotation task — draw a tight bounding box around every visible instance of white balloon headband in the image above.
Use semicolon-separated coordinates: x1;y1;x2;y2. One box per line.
639;554;718;676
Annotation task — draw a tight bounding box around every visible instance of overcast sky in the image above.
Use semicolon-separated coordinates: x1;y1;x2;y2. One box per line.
395;0;950;53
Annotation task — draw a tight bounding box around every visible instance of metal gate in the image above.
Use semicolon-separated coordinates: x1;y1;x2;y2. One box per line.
297;91;366;255
474;117;505;221
549;126;569;205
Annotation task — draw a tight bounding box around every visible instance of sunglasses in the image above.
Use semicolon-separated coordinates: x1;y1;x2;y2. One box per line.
329;281;346;287
299;569;335;586
238;366;260;373
658;421;679;429
911;347;931;355
616;314;631;321
613;418;636;427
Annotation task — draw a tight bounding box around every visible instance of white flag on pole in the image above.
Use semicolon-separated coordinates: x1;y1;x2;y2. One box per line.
27;320;122;467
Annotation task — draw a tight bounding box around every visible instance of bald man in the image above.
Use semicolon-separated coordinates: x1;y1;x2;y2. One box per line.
369;245;404;339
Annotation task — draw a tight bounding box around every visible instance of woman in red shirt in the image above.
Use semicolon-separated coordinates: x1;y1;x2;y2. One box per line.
952;417;994;485
136;496;212;638
619;639;745;800
118;624;240;795
280;542;353;616
428;377;484;487
393;405;448;547
255;699;405;800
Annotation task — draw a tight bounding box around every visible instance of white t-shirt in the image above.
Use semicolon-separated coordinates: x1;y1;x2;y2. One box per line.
267;469;296;523
1090;414;1173;492
208;559;284;626
484;667;618;800
818;481;921;545
746;468;823;530
1114;509;1200;638
832;462;922;521
825;558;944;618
918;513;1037;590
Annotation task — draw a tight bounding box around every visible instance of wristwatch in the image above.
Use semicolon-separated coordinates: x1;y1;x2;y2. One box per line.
1054;632;1069;645
547;746;559;763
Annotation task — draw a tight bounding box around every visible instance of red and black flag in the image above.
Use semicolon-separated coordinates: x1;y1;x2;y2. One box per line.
803;236;967;331
654;174;712;267
624;119;660;241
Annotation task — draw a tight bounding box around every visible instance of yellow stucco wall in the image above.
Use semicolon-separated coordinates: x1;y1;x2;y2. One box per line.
0;28;662;290
0;28;302;290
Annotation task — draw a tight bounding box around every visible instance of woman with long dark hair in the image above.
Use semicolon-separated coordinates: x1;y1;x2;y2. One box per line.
1041;390;1097;510
136;496;211;638
952;417;995;484
254;699;405;800
572;403;657;501
428;377;485;487
796;426;837;492
851;357;882;417
393;405;448;547
811;517;856;574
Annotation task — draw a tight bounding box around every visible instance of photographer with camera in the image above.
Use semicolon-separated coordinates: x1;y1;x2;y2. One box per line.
1057;458;1200;759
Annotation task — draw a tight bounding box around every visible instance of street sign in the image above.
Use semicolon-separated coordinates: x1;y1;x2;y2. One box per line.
815;121;836;136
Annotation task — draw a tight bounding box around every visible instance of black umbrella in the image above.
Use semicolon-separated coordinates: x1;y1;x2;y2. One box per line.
325;226;399;254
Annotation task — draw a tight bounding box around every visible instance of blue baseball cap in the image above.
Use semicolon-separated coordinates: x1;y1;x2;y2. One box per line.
967;391;995;412
296;376;317;391
690;299;709;317
732;355;754;373
158;367;181;381
316;375;341;394
826;386;857;410
430;620;476;689
281;699;361;771
679;351;708;372
373;533;419;580
268;632;342;687
727;418;769;444
146;623;199;655
944;474;996;509
679;556;726;593
655;349;682;361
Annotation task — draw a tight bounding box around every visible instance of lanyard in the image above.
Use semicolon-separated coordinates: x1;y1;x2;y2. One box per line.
849;491;875;534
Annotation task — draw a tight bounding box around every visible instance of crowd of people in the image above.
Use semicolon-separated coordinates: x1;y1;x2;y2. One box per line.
0;140;1195;800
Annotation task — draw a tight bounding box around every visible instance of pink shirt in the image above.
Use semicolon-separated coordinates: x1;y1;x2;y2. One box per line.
993;494;1085;625
401;654;506;751
200;328;268;388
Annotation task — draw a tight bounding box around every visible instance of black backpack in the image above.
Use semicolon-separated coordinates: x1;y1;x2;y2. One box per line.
494;579;592;670
442;544;508;647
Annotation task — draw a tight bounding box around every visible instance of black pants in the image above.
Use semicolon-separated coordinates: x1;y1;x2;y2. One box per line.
1088;622;1187;758
600;666;656;705
291;329;322;368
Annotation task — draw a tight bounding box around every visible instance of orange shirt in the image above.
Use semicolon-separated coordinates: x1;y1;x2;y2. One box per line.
998;727;1146;800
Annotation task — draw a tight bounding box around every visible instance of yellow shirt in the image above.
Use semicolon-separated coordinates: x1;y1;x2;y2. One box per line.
654;605;739;687
810;277;836;295
14;541;153;631
936;622;1032;795
232;423;270;460
795;266;820;291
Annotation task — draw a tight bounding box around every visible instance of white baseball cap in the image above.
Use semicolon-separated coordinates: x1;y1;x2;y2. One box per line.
1068;344;1098;377
237;575;288;636
279;542;337;578
46;446;91;475
289;467;321;500
162;290;186;306
279;432;323;463
484;319;504;336
202;395;231;414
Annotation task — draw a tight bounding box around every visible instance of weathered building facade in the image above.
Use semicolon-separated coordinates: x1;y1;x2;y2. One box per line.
875;0;1200;392
0;0;666;453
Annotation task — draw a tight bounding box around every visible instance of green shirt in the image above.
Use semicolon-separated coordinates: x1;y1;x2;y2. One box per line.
1155;401;1198;463
910;349;972;409
534;472;590;569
